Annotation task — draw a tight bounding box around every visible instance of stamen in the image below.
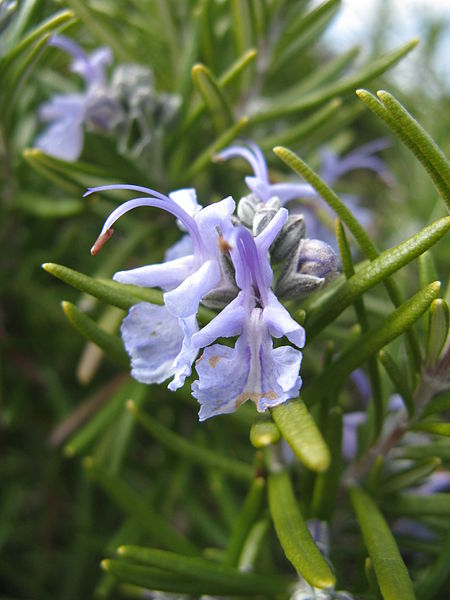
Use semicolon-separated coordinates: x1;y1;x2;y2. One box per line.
91;228;114;255
218;236;233;254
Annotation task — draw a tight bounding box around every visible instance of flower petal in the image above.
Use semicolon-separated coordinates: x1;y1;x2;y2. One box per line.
192;339;250;421
120;303;184;384
168;315;199;391
191;294;246;348
164;259;221;318
114;255;194;290
35;116;84;162
263;290;305;348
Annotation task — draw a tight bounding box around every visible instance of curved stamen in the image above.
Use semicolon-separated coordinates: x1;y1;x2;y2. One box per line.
247;142;269;183
215;146;269;184
50;34;88;64
87;187;203;254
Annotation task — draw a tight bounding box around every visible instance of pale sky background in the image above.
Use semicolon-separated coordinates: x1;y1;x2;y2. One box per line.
317;0;450;92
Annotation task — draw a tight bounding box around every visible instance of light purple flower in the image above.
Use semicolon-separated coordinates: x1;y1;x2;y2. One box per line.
35;35;120;161
88;185;237;390
216;142;317;205
87;185;235;319
191;211;305;420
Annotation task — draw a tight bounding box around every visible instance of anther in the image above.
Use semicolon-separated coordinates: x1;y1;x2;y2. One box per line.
90;228;114;255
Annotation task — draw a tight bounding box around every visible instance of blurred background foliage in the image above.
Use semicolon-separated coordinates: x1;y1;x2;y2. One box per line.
1;1;449;598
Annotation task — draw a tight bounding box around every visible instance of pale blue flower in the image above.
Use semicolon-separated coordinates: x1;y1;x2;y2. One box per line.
88;185;236;390
35;35;120;161
87;185;235;319
191;211;305;420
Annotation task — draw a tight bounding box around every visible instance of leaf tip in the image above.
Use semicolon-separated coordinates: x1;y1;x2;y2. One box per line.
117;545;127;556
100;559;110;572
126;399;137;415
83;456;94;471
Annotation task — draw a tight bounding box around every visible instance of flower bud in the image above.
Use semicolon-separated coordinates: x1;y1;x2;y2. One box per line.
270;214;306;262
275;238;337;300
237;194;260;226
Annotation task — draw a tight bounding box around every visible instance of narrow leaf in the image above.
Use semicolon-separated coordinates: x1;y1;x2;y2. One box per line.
224;477;265;566
379;349;415;417
260;98;342;150
311;407;343;520
415;529;450;600
305;217;450;337
61;301;128;367
84;459;198;555
410;422;450;437
192;64;233;131
350;486;415;600
183;116;248;180
127;401;253;481
249;419;281;448
250;40;418;123
305;283;441;404
268;470;336;588
379;458;442;495
43;263;163;311
377;90;450;210
426;299;449;369
382;493;450;517
117;546;292;595
271;398;330;472
356;89;450;207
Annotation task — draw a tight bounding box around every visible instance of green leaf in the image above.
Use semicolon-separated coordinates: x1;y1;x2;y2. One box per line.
103;559;278;596
381;493;450;517
305;216;450;337
311;407;343;520
250;39;418;123
230;0;253;57
426;299;449;369
0;9;75;75
192;63;233;131
224;477;265;566
260;98;342;150
268;469;336;588
249;418;281;448
176;49;256;140
421;391;450;418
272;0;341;70
271;398;330;472
336;218;383;437
305;282;441;404
84;459;198;555
116;546;292;595
350;486;415;600
61;301;128;368
378;458;442;495
16;194;84;218
43;263;163;311
379;349;415;417
65;0;133;62
238;518;270;572
183;116;249;181
356;90;450;209
410;422;450;437
415;529;450;600
377;90;450;210
63;377;137;457
127;401;253;481
395;440;450;462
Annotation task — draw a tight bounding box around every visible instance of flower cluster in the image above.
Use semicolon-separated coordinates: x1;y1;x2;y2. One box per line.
88;145;339;420
35;35;179;162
